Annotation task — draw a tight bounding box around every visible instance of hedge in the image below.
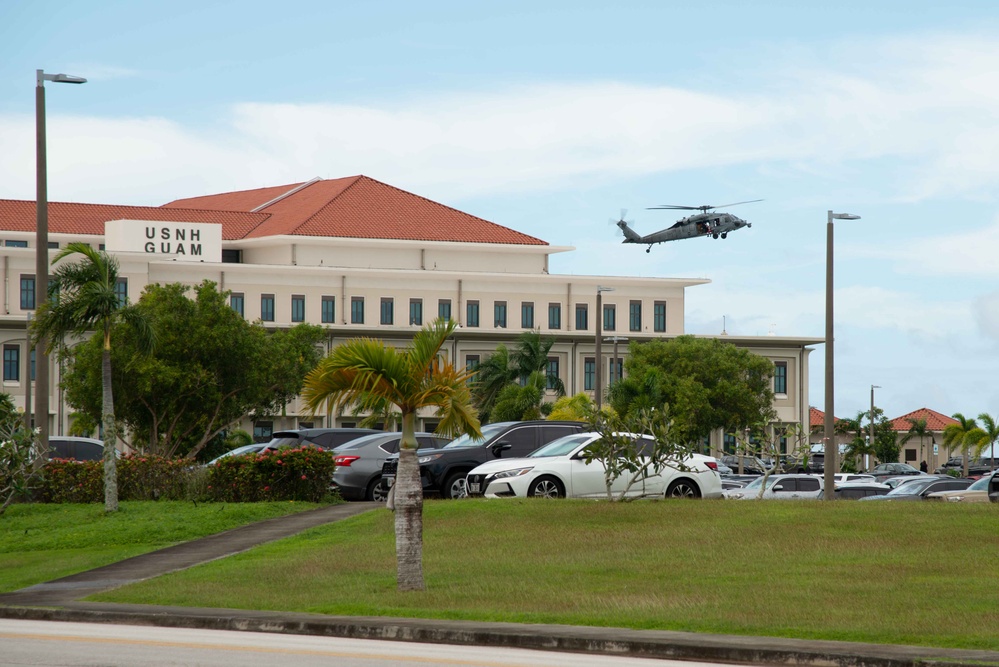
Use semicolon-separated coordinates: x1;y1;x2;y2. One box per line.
206;446;336;502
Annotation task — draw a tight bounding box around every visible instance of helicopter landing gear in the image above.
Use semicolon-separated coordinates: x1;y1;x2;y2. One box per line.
721;232;728;239
646;246;651;253
712;233;719;239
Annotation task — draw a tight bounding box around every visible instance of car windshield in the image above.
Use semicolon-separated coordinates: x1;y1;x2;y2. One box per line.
887;479;932;496
967;477;991;491
208;444;263;464
529;434;594;458
268;436;301;448
443;422;510;449
743;476;779;490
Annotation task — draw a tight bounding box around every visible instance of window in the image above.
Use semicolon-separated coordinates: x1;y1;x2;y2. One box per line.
603;304;616;331
98;244;106;250
3;345;19;382
351;297;365;324
465;354;480;381
583;357;595;391
47;241;59;249
548;303;561;330
115;278;128;306
610;357;623;384
466;300;479;327
20;275;35;310
438;299;452;322
575;304;588;331
291;295;305;322
321;296;335;324
409;299;423;326
774;361;788;395
253;421;273;443
905;448;917;462
521;302;534;329
230;293;244;317
494;301;507;328
546;357;560;390
380;298;394;325
629;301;642;332
654;301;667;332
723;433;737;454
5;240;27;248
221;249;242;263
261;294;275;322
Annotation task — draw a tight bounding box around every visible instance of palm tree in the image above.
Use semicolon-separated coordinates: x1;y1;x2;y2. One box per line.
977;413;999;462
899;417;930;471
301;318;480;591
33;242;153;512
942;413;988;477
472;331;564;421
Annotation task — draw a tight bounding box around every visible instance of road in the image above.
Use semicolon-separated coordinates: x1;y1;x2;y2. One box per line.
0;619;736;666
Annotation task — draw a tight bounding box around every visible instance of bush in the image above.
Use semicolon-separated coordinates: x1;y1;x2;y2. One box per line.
38;455;197;503
206;446;335;502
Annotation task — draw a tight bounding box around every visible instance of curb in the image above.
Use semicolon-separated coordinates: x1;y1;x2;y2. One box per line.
2;602;998;667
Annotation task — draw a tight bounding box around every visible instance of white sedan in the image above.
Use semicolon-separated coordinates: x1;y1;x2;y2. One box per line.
464;432;723;500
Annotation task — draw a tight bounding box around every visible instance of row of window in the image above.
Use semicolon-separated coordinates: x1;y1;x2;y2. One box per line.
463;354;623;392
229;293;669;332
17;275;128;310
4;240;105;250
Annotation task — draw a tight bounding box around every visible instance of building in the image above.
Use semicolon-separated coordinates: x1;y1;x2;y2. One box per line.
0;175;819;451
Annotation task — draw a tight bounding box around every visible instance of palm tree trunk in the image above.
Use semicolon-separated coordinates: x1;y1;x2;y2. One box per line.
394;411;424;591
102;342;118;513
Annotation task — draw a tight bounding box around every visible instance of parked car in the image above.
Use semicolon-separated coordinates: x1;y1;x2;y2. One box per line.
832;473;877;485
266;428;380;450
332;432;450;501
465;432;723;500
721;478;748;491
720;454;767;475
723;474;823;500
859;476;974;501
832;482;889;500
882;474;941;490
869;462;922;482
48;436;105;461
382;421;588;499
925;475;994;502
712;457;734;475
206;442;272;465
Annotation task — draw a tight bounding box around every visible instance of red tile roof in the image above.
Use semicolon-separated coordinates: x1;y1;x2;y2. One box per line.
0;199;268;240
0;176;548;246
809;406;829;428
165;176;548;245
889;408;958;432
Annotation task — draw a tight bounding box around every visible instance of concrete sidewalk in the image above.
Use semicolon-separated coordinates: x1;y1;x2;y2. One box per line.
2;502;997;667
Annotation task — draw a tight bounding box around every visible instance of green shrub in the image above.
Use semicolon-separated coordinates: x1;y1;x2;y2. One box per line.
206;446;335;502
36;459;103;503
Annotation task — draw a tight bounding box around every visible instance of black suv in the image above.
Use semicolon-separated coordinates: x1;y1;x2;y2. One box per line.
267;428;380;450
381;420;586;499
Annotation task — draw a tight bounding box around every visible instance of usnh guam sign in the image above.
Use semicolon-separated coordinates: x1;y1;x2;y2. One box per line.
104;220;223;261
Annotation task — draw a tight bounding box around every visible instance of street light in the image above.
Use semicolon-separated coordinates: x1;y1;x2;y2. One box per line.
594;286;614;410
36;69;86;448
869;384;881;472
823;210;860;500
604;336;628;390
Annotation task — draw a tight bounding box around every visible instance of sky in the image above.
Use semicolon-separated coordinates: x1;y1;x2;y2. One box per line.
2;0;998;423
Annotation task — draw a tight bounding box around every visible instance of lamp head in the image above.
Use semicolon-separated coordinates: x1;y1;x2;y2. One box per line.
830;212;861;220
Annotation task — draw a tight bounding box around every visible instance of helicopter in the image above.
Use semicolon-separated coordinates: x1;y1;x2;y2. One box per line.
616;199;762;252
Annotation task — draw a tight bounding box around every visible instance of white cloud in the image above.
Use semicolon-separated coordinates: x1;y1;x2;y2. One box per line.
3;33;999;206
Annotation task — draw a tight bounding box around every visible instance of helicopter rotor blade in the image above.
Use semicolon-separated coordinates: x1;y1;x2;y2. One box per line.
647;205;701;211
711;198;764;209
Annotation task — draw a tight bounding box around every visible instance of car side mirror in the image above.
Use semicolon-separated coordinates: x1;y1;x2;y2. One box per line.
491;442;511;457
772;484;785;491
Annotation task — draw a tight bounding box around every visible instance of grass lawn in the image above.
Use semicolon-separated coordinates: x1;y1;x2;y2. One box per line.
93;499;999;650
0;500;324;593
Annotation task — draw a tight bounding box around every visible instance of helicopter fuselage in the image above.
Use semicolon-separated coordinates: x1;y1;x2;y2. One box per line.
618;211;751;248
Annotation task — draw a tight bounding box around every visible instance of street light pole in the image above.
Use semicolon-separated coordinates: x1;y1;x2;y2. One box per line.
594;286;614;410
869;384;881;472
35;69;86;448
823;210;860;500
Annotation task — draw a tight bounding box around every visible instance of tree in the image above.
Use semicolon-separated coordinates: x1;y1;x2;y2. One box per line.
976;412;999;460
60;281;325;459
838;411;874;471
582;405;691;501
607;336;776;446
301;318;481;591
899;418;931;470
943;413;988;477
490;371;553;421
547;393;595;421
33;242;153;512
471;331;564;422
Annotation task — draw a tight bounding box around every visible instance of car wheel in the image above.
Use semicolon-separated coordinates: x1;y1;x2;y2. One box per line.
665;479;701;499
442;472;468;499
367;478;388;502
528;476;565;498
